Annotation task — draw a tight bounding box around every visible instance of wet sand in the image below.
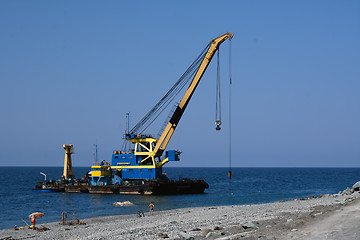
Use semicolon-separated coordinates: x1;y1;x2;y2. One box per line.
1;191;359;240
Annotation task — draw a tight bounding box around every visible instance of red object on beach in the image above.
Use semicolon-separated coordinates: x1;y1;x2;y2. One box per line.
28;212;44;219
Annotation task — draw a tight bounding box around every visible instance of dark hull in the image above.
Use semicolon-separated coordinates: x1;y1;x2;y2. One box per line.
34;179;208;195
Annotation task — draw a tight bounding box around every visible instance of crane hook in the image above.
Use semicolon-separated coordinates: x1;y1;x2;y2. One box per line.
215;120;222;130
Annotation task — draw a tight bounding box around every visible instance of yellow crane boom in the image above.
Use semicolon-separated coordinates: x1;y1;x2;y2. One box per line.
154;32;233;157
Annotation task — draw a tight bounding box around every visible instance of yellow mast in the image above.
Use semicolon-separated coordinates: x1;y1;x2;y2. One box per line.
62;144;74;180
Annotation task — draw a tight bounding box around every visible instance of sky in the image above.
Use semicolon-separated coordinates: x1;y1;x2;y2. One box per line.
0;1;359;167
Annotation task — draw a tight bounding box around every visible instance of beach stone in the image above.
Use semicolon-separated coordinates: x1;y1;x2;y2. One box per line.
178;231;194;240
341;187;354;195
158;233;169;238
191;227;201;231
203;229;213;236
353;181;360;191
206;231;221;238
213;226;223;230
242;222;260;229
313;212;322;217
286;218;293;224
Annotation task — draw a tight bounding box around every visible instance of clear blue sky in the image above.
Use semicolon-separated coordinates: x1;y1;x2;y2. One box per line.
0;1;359;167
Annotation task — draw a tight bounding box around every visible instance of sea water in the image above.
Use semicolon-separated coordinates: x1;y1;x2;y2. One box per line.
0;167;359;229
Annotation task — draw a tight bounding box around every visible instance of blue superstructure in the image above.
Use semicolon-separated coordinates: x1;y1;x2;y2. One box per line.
89;134;180;185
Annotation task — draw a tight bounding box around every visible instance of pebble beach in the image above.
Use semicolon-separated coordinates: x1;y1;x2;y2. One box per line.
1;185;360;240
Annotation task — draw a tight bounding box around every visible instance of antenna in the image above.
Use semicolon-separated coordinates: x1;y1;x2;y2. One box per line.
126;112;130;134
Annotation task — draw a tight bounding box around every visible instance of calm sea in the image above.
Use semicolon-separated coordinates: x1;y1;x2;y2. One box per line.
0;167;359;229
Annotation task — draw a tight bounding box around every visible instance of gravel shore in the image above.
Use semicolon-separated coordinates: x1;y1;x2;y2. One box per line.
1;191;359;240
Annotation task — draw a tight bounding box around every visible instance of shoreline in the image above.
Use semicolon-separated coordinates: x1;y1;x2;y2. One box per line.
1;189;360;240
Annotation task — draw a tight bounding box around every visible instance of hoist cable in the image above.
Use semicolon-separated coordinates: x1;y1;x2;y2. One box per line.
130;42;211;135
228;38;232;193
131;52;203;134
121;137;129;152
215;48;221;123
138;62;200;134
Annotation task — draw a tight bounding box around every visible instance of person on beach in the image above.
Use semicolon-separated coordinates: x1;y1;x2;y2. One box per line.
30;215;36;229
149;202;154;216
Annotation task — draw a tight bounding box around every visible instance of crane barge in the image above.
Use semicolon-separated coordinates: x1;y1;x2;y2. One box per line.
34;32;233;194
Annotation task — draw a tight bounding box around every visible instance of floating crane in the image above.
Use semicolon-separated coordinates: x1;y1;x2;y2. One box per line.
34;33;233;194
